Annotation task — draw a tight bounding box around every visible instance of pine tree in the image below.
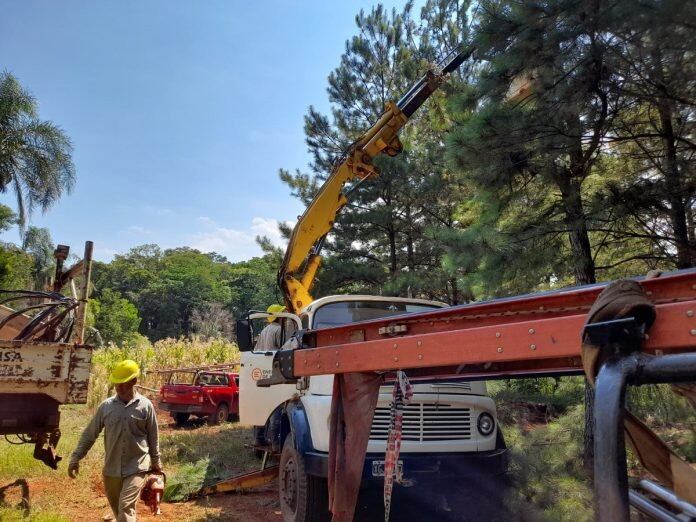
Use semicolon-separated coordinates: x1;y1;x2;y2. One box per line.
280;1;473;303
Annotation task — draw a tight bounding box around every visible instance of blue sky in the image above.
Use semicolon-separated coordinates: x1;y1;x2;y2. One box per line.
0;1;405;261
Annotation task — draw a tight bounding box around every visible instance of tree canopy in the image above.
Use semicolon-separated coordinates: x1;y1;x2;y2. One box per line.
0;71;75;230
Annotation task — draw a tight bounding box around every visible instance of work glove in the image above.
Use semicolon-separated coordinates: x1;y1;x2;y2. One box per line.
68;461;79;478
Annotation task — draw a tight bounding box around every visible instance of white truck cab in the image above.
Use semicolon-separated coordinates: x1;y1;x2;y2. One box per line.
239;295;507;522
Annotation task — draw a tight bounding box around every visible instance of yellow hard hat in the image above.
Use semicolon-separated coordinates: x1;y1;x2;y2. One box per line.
109;359;140;384
266;304;285;323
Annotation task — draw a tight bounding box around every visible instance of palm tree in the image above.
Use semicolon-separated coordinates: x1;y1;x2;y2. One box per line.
0;71;75;230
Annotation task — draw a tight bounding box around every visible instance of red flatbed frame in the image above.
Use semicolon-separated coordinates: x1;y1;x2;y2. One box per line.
291;270;696;379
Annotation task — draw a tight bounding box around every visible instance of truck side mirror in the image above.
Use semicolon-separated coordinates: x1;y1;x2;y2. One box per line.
236;319;254;352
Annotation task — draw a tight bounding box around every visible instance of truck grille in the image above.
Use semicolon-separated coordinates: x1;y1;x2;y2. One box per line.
370;403;472;442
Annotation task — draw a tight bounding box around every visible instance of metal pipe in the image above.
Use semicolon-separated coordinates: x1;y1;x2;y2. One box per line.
594;356;631;522
594;350;696;522
628;490;682;522
639;479;696;518
631;353;696;385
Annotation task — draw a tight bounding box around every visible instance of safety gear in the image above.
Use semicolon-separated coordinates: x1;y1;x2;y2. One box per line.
266;304;285;323
109;359;140;384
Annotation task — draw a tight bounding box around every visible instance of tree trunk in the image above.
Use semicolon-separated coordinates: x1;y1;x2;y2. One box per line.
405;205;416;271
450;278;459;305
557;174;597;473
559;177;596;285
387;223;397;275
657;100;693;268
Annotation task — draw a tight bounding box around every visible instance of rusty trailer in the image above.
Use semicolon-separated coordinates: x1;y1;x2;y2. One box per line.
0;241;94;469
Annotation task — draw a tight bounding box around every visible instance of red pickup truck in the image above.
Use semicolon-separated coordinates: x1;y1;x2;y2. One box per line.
158;370;239;426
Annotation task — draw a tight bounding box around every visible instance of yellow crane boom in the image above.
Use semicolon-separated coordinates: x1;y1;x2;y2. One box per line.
279;48;473;313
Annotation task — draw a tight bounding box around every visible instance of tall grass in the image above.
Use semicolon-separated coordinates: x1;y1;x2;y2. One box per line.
88;336;239;407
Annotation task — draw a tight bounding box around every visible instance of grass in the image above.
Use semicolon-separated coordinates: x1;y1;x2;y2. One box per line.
0;405;258;520
0;508;69;522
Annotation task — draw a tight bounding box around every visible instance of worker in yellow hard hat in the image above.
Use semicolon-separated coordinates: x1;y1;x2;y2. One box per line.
68;360;163;521
255;304;287;349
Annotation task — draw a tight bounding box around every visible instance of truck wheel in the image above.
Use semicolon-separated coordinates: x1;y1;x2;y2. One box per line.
208;403;229;426
172;412;189;426
279;433;329;522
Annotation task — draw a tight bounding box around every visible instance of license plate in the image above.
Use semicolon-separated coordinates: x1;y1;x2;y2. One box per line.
372;460;403;478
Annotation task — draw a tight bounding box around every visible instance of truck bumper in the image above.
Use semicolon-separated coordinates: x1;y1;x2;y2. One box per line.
158;402;212;415
361;449;509;483
303;448;509;483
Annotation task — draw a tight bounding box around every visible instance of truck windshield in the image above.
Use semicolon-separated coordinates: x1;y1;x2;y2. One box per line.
195;373;228;386
312;301;440;329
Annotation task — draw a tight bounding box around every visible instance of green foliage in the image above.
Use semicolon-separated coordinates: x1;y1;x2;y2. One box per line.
281;1;475;303
0;204;17;232
0;71;75;230
163;458;210;502
0;242;33;290
90;288;141;345
491;377;585;420
226;252;281;316
21;225;54;290
502;406;593;521
92;245;279;341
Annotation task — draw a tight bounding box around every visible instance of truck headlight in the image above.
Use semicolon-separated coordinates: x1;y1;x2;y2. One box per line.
477;412;495;436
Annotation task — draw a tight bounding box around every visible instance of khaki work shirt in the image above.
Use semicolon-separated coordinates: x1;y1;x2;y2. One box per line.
69;392;161;477
254;322;283;350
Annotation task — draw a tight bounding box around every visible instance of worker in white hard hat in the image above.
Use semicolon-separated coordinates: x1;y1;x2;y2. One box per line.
254;304;287;350
68;359;162;522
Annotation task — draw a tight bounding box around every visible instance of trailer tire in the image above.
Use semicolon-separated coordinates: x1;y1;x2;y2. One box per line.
279;433;329;522
172;412;189;426
208;403;229;426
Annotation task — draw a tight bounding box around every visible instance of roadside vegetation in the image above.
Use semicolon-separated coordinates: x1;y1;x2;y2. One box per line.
491;378;696;521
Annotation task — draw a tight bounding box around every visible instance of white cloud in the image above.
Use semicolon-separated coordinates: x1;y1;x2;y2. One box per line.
250;217;286;247
190;217;291;262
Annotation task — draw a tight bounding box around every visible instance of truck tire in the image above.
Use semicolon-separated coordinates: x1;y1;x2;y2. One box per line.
208;403;229;426
172;412;189;426
279;433;329;522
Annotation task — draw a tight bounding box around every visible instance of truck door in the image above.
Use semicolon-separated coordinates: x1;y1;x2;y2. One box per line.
239;314;301;427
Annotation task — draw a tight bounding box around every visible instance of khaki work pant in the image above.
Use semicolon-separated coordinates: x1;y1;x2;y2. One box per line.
103;473;146;522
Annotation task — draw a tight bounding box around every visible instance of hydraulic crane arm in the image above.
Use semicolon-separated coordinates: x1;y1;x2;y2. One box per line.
279;48;474;313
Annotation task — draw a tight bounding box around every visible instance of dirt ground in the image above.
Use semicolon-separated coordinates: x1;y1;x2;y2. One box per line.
1;411;283;521
2;473;281;521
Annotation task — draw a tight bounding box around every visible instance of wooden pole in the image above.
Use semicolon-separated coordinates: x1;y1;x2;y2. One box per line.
73;241;93;344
